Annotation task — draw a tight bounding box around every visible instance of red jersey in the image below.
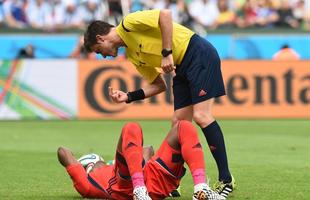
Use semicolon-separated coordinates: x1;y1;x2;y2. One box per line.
67;140;185;200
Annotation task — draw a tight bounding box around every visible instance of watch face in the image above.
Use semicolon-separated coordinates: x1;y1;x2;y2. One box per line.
162;49;172;57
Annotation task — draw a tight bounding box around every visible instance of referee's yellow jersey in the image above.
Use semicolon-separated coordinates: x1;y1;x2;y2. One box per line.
116;9;194;83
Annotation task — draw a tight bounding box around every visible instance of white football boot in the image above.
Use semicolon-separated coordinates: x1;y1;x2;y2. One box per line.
133;186;152;200
193;183;225;200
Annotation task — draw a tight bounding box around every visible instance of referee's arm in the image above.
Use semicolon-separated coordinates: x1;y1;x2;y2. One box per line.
159;9;175;73
159;9;173;51
142;75;167;98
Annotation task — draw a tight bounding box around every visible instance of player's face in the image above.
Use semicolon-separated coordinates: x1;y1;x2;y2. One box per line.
91;38;118;58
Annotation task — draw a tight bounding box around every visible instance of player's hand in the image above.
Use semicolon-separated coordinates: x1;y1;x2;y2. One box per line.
161;54;175;74
108;87;128;103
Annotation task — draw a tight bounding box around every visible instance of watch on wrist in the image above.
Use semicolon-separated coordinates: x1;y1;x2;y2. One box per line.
161;49;173;57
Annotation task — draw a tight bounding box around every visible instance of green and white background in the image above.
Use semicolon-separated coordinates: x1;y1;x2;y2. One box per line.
0;60;77;120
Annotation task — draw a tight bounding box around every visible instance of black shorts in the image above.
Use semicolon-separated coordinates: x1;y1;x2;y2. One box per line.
173;34;226;110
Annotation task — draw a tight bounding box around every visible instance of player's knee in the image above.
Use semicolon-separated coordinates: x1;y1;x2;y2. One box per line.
193;110;214;127
123;122;141;131
177;120;198;143
122;122;142;135
178;120;196;136
178;120;193;128
122;122;143;143
178;121;200;148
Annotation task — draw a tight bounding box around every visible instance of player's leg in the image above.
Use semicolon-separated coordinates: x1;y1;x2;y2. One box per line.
160;121;224;200
116;122;144;186
170;69;194;197
116;122;151;200
165;121;206;184
57;147;105;198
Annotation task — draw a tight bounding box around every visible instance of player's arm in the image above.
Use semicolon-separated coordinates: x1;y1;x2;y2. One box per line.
57;147;79;167
159;9;175;74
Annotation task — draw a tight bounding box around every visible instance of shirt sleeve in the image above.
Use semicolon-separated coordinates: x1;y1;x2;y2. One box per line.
121;9;160;32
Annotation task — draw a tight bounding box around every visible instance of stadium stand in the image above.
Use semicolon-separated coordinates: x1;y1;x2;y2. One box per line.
1;0;310;31
1;0;310;60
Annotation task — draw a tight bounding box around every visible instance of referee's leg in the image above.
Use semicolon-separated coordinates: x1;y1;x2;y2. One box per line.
192;98;232;183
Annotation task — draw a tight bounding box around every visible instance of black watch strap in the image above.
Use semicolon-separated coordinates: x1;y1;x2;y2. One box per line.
161;49;173;57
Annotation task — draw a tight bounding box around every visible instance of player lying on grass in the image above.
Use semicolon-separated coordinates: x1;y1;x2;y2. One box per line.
57;120;225;200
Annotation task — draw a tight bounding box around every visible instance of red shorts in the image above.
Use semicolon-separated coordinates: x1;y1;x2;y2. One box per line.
144;140;186;200
67;140;185;200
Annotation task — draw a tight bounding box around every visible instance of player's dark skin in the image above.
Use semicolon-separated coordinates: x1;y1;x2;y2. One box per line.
57;123;181;171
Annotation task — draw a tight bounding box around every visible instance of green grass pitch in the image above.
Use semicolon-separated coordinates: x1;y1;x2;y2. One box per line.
0;119;309;200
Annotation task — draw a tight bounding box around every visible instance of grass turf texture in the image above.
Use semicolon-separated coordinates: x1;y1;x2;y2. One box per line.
0;120;309;200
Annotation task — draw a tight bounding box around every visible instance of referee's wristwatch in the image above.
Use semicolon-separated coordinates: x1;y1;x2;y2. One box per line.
161;49;173;57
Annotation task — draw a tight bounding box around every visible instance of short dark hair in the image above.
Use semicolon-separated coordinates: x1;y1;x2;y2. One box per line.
84;20;114;52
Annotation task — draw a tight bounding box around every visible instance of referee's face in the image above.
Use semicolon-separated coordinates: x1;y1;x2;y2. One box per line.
92;37;118;58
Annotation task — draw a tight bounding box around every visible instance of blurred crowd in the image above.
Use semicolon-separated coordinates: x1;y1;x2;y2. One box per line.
1;0;310;33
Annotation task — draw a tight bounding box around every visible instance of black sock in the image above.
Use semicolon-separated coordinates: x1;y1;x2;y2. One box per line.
202;121;231;182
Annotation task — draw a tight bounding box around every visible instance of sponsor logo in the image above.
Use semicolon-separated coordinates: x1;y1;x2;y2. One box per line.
199;90;207;97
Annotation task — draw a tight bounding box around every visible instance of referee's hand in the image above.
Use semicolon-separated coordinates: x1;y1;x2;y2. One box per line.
161;54;175;73
108;87;128;103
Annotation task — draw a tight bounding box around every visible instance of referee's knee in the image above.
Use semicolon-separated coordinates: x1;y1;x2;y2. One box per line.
193;110;214;128
171;115;179;127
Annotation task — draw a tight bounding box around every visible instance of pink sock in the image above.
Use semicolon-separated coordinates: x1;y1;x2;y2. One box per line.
132;172;145;188
192;169;206;185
